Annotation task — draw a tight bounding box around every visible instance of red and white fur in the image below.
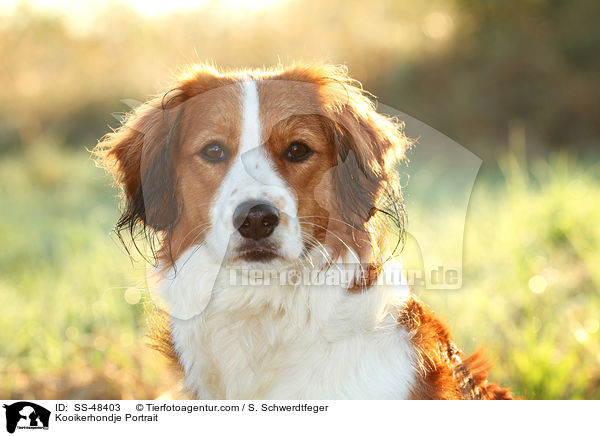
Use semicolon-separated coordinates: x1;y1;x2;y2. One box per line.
96;64;511;400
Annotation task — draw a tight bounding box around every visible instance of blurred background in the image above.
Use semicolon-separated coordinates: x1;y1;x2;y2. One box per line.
1;0;599;399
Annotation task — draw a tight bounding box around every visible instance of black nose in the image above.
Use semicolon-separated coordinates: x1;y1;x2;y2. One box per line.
233;202;280;240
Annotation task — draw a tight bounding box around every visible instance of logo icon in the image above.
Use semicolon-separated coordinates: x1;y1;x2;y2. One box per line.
2;402;50;434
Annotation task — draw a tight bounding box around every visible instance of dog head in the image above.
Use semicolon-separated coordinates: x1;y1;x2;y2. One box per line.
96;64;409;291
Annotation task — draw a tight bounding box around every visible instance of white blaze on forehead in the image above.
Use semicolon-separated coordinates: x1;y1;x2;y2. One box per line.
233;80;292;204
237;80;279;185
240;80;261;153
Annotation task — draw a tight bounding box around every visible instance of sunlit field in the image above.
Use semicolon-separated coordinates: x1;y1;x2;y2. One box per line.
0;145;176;399
1;0;599;400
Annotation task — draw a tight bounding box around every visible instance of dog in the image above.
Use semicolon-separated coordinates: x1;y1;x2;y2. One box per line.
96;63;511;399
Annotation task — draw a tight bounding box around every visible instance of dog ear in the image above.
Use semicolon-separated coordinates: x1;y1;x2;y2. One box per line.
95;96;184;245
95;66;238;252
325;85;410;269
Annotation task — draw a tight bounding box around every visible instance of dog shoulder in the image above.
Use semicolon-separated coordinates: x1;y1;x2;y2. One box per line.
398;295;513;400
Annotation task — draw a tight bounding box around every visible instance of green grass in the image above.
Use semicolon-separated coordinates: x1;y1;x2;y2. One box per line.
0;144;598;399
0;144;171;399
418;152;600;399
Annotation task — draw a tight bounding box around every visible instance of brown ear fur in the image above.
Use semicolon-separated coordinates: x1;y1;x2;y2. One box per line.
94;66;237;253
284;65;411;287
328;106;408;266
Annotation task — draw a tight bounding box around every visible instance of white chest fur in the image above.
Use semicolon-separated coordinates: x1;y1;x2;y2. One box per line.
158;246;417;399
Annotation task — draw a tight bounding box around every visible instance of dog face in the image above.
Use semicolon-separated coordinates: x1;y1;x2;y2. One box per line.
97;64;408;286
175;81;337;265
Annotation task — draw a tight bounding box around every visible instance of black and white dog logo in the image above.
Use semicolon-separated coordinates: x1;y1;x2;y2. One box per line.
3;402;50;433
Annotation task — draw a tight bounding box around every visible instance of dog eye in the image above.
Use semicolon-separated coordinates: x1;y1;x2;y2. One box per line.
284;141;313;162
198;141;228;163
